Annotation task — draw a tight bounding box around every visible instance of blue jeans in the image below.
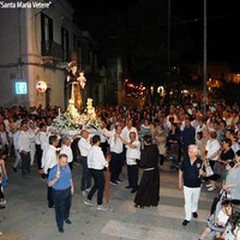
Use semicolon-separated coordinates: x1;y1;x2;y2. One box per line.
52;187;71;229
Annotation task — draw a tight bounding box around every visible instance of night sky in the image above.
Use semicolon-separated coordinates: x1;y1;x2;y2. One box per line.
70;0;239;63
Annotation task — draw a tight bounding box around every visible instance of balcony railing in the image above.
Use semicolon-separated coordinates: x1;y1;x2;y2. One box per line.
41;40;63;61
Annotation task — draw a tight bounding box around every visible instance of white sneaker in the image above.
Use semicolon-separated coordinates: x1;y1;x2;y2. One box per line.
110;181;117;186
84;199;93;206
96;205;107;211
206;183;212;188
0;199;6;205
207;186;216;191
86;188;91;192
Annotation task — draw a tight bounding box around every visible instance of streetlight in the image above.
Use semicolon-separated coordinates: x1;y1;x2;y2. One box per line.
165;0;171;115
203;0;207;117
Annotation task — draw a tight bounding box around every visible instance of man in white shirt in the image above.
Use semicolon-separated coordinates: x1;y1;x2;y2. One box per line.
41;135;59;208
98;119;112;156
123;131;141;193
109;124;124;185
0;122;9;153
42;135;59;175
120;118;138;142
60;136;73;170
35;122;48;170
84;135;110;210
18;122;32;176
39;124;49;152
78;130;92;196
12;126;21;172
27;120;38;166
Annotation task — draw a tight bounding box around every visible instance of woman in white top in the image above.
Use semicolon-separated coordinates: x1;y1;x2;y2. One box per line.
205;131;221;191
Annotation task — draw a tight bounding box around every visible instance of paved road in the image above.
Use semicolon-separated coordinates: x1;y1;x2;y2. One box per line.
0;157;216;240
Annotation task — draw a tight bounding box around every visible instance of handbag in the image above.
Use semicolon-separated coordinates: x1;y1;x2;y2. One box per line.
204;161;214;177
1;175;8;188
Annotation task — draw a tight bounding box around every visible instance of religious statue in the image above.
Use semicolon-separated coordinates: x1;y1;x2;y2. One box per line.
66;61;87;111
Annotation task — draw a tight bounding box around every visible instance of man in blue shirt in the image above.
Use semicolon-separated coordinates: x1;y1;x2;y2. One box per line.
178;144;203;226
48;153;74;233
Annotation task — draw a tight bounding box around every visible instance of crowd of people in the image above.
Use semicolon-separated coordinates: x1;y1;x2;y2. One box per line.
0;102;240;238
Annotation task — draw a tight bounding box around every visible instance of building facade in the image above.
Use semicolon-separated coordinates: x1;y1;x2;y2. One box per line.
0;0;103;109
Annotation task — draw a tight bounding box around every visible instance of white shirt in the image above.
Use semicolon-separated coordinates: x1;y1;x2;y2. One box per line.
217;209;229;226
195;124;206;135
126;140;141;165
121;126;138;142
231;143;240;154
109;130;123;154
60;144;73;163
35;131;40;145
205;139;221;161
0;131;9;146
42;145;58;173
98;127;113;143
87;145;108;170
28;127;38;144
39;131;49;150
78;137;91;157
13;130;20;150
18;130;31;152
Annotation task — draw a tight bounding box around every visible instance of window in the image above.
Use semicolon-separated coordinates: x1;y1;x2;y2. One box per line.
41;13;53;42
61;27;69;61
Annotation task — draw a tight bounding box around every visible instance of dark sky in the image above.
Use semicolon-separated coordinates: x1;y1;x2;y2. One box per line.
176;0;240;62
70;0;240;62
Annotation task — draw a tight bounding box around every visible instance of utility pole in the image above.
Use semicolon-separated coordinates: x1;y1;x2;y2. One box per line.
165;0;171;115
203;0;207;117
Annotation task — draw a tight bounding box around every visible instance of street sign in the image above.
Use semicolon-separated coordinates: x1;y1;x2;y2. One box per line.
15;82;27;95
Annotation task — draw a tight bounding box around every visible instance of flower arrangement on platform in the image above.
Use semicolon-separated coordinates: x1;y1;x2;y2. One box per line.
50;98;101;136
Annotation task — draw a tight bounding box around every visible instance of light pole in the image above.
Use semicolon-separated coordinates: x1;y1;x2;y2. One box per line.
203;0;207;117
165;0;171;115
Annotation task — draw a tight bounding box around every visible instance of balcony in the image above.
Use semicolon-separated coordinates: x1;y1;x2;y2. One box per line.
41;40;63;62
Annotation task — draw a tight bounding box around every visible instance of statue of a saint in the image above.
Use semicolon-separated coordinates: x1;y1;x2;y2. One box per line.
66;61;86;111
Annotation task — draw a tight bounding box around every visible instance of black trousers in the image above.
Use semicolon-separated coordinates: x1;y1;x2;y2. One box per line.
100;141;109;156
47;169;54;207
35;144;42;169
110;152;123;182
127;164;139;190
52;187;71;229
81;157;92;191
0;183;4;199
159;154;165;166
87;169;105;205
20;152;31;175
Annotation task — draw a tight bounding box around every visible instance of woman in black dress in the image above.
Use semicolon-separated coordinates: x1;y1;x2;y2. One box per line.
134;135;160;208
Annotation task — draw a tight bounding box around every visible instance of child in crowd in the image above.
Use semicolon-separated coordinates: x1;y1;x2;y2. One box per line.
199;199;232;240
